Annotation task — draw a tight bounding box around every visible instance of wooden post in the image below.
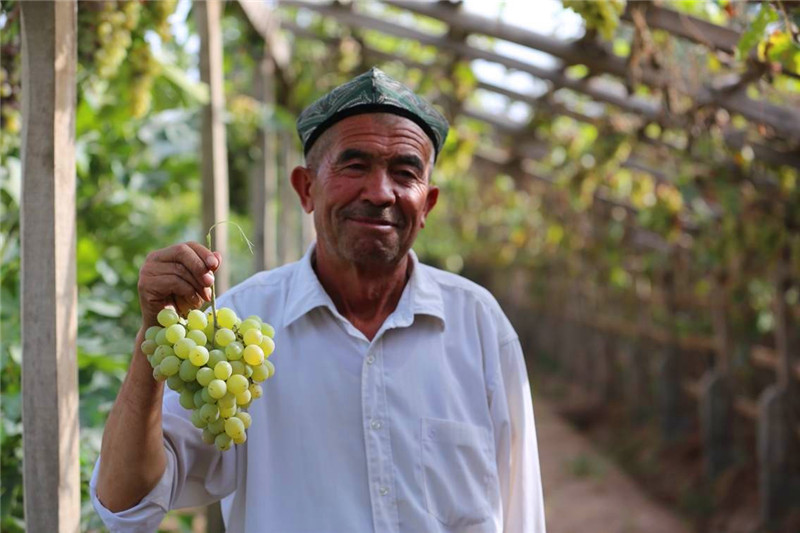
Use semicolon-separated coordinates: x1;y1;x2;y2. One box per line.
197;0;230;293
758;245;798;526
252;45;279;271
657;270;684;439
19;2;80;531
699;274;733;477
278;131;301;263
196;1;228;530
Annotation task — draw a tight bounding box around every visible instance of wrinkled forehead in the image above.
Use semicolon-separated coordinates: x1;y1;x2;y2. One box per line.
314;113;435;165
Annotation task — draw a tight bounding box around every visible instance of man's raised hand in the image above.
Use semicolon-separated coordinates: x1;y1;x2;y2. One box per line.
138;242;221;328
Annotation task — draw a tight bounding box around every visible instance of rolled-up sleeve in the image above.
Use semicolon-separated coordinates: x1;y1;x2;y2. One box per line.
90;387;241;532
490;336;546;533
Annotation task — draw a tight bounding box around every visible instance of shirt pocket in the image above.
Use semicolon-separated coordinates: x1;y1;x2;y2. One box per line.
420;417;494;528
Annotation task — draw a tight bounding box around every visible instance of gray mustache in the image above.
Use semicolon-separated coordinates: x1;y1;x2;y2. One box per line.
341;204;404;226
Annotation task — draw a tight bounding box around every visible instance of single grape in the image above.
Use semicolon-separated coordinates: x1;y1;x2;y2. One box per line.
193;389;205;409
243;345;264;366
208;349;226;368
189;346;210;367
224;417;245;438
152;345;173;366
214;328;236;348
232;432;247;445
214;361;233;380
251;362;268;382
152;366;167;382
179;389;195;410
173;338;197;360
208;418;225;435
226;374;248;395
201;428;216;445
235;390;252;406
187;309;208;330
238;319;260;335
203;320;215;340
259;336;275;358
201;387;216;405
179;359;199;382
196;367;215;387
243;328;263;347
261;322;275;339
230;360;246;376
235;411;252;429
264;359;275;379
165;323;186;344
249;383;263;399
187;329;207;346
217;308;237;330
166;374;184;392
219;405;237;419
190;409;206;429
244;365;253;379
225;342;244;361
145;326;162;341
199;403;219;424
218;392;236;409
157;308;179;327
215;433;232;451
208;379;227;399
141;339;158;356
160;355;180;376
155;328;169;346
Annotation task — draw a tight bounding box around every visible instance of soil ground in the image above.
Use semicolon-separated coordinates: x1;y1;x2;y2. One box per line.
535;397;692;533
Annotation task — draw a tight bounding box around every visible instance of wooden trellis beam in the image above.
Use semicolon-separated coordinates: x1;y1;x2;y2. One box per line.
382;0;800;140
622;1;740;53
288;20;799;174
19;2;81;531
280;1;670;121
236;0;291;72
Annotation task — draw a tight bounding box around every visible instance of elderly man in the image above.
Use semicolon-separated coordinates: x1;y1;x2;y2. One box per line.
92;68;545;532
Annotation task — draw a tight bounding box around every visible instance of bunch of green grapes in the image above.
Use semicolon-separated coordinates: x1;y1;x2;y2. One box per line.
93;1;140;79
562;0;626;41
150;0;178;42
141;307;277;451
128;41;159;118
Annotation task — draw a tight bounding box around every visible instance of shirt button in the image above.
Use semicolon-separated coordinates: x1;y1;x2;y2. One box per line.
371;419;382;430
366;355;375;365
379;487;389;496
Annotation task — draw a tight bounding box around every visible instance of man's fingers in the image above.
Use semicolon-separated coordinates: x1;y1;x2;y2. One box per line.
142;274;207;308
183;241;220;271
146;261;208;296
147;242;215;281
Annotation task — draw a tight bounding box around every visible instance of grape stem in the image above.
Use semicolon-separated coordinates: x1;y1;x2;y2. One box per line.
205;220;255;334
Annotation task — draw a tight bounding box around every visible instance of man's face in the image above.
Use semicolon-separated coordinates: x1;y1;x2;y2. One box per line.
297;113;438;269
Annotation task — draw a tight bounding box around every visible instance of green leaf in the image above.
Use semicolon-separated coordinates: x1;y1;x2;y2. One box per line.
737;4;778;59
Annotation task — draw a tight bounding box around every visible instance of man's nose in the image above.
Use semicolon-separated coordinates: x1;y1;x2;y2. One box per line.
361;167;395;206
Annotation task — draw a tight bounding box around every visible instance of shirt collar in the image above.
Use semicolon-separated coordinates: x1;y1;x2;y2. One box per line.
282;243;445;329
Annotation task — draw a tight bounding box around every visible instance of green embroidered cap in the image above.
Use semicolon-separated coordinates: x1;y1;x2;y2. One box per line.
296;67;449;160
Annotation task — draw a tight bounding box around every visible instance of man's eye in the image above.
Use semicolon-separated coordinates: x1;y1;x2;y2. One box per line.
396;170;418;180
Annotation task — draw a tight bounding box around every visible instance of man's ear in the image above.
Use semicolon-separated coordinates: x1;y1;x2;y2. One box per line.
420;185;439;228
291;166;314;213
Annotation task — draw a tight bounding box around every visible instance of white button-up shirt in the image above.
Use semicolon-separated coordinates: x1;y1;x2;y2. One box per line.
91;246;546;532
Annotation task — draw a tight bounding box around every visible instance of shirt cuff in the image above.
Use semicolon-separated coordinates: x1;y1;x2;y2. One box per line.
90;445;175;533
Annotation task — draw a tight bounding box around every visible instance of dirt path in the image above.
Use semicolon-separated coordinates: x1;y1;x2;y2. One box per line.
534;397;692;533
